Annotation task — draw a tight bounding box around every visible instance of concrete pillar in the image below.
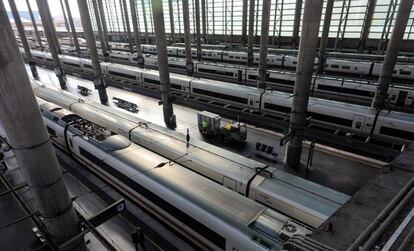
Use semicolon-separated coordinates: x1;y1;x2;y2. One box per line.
121;0;134;53
26;0;44;51
182;0;194;75
258;0;271;89
241;0;248;47
77;0;109;105
59;0;73;46
0;3;84;249
195;0;202;60
141;0;150;44
201;0;207;43
97;0;110;50
168;0;175;43
358;0;377;53
292;0;303;48
9;0;39;80
151;0;176;127
92;0;108;60
372;0;414;110
285;0;323;170
64;0;81;57
247;0;255;65
317;0;334;74
130;0;144;67
36;0;67;89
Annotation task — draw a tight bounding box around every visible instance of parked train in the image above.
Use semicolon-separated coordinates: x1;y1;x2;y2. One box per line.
32;81;351;228
28;50;414;144
37;97;313;251
26;49;414;109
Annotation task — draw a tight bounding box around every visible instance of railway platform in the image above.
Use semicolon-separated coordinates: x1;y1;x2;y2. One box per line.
310;144;414;250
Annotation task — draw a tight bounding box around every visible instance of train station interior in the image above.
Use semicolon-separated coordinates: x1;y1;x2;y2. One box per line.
0;0;414;250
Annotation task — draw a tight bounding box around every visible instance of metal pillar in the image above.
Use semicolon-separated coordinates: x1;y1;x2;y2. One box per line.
97;0;110;50
59;0;73;46
292;0;303;47
195;0;202;60
141;0;150;44
130;0;145;67
182;0;194;75
9;0;39;80
151;0;176;127
78;0;109;105
317;0;334;73
285;0;323;170
372;0;414;110
258;0;272;89
92;0;108;59
168;0;175;42
26;0;43;51
358;0;377;53
121;0;133;53
64;0;81;57
201;0;207;43
247;0;255;65
36;0;67;89
0;3;84;249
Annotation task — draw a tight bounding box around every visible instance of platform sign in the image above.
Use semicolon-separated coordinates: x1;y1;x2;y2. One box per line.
280;130;295;146
89;199;126;227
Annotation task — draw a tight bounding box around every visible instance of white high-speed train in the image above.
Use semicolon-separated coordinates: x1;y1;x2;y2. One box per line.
28;51;414;143
38;97;312;251
32;81;351;228
26;49;414;109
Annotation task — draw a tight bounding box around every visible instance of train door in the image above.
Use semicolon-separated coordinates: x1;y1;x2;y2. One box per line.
248;94;259;109
237;69;243;82
352;115;366;131
223;177;236;191
396;91;408;107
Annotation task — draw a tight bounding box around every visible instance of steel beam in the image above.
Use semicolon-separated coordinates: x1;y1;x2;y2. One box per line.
78;0;109;105
92;0;108;59
247;0;255;65
358;0;377;53
168;0;175;42
36;0;67;89
201;0;207;43
9;0;39;80
141;0;150;44
241;0;248;46
372;0;414;110
0;3;84;248
64;0;81;57
317;0;334;73
121;0;134;53
59;0;73;46
97;0;110;50
182;0;194;75
25;0;44;51
130;0;144;66
151;0;176;127
195;0;202;60
258;0;272;89
285;0;323;170
292;0;303;48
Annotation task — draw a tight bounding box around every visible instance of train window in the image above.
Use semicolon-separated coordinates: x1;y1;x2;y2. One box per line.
292;61;297;65
264;103;291;113
63;62;80;68
242;57;247;60
235;56;240;59
342;66;351;70
400;70;411;75
356;121;362;129
250;100;253;106
192;88;248;104
248;75;258;80
308;112;353;127
317;85;372;97
46;126;56;137
144;78;160;85
108;71;136;80
79;146;227;250
84;64;93;69
111;56;129;61
331;65;339;69
229;56;234;59
171;84;182;90
69;139;73;148
393;70;397;74
379;127;414;141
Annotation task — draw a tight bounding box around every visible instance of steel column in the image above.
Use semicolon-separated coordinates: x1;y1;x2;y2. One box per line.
285;0;323;170
92;0;108;59
151;0;176;127
241;0;248;46
292;0;302;47
78;0;109;105
121;0;133;53
195;0;202;60
97;0;110;50
168;0;175;42
258;0;272;89
358;0;377;53
9;0;39;80
372;0;414;110
25;0;44;51
0;3;84;248
130;0;144;66
36;0;67;89
64;0;81;57
201;0;207;43
317;0;334;73
141;0;150;44
59;0;73;46
182;0;194;75
247;0;256;65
